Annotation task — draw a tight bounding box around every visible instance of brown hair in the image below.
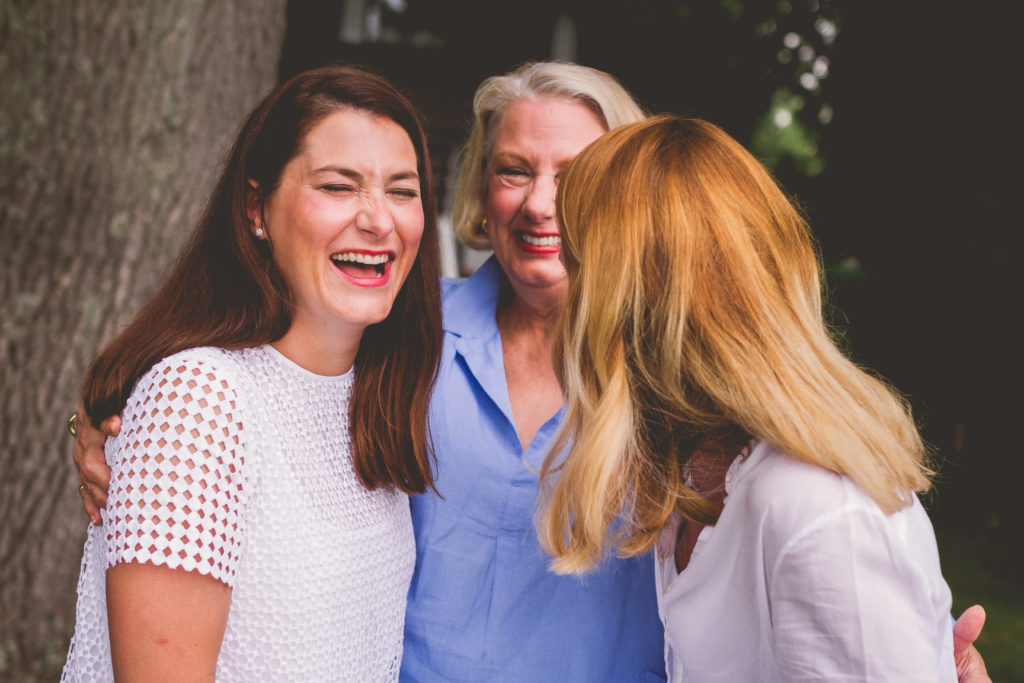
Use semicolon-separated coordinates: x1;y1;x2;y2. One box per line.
540;116;931;572
83;64;442;494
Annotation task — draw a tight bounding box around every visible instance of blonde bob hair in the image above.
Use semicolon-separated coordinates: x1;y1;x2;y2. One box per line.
539;115;932;574
452;61;647;249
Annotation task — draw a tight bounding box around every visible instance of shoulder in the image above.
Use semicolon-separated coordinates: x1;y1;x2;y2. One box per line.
738;442;876;511
106;347;254;584
732;443;887;547
141;346;243;378
123;347;248;433
135;347;245;396
734;442;937;574
116;347;251;469
111;348;251;520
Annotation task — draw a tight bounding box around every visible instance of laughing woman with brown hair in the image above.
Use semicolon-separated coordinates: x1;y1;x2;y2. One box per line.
540;115;962;681
61;65;441;681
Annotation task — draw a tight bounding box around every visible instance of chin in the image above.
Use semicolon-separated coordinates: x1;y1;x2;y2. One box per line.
323;303;391;335
520;263;567;288
357;304;397;328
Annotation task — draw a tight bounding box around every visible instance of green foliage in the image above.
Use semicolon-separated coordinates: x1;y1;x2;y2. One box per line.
720;0;743;22
751;87;825;176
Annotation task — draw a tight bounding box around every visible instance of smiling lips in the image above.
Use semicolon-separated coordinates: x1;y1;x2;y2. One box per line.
518;232;561;252
330;250;393;283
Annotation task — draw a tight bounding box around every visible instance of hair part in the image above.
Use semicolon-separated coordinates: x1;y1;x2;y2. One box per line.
83;64;442;495
539;115;932;573
451;61;647;249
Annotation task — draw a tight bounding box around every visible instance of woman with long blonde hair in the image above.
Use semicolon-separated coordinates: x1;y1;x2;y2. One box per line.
540;115;959;680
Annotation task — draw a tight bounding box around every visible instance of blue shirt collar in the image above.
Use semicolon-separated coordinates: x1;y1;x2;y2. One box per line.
443;256;504;339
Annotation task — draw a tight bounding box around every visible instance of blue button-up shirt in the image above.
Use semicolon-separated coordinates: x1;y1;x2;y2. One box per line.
401;257;666;682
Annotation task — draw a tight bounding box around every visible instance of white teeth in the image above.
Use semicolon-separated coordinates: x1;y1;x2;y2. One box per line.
330;252;391;265
519;234;561;247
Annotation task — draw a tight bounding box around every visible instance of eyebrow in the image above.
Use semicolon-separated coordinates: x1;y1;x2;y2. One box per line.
490;151;573;170
313;166;419;182
490;150;527;163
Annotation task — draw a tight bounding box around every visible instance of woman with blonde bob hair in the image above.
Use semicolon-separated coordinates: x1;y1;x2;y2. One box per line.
399;60;665;680
451;60;646;248
540;115;959;680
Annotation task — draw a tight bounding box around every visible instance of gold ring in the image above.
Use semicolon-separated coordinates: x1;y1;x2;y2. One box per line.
67;412;79;437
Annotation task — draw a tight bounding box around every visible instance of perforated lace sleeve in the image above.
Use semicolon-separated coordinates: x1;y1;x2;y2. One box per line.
102;350;248;586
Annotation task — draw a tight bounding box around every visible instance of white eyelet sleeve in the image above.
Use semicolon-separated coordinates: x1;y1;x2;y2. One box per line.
102;351;247;586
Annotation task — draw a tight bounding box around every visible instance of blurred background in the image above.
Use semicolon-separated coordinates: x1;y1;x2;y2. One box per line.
1;1;1019;679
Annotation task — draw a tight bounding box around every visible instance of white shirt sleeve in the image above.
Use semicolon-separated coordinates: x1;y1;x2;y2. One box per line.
102;351;248;586
767;502;955;682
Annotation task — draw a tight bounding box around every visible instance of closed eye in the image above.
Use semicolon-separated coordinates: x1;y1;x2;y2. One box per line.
388;187;420;200
496;167;531;186
320;183;356;194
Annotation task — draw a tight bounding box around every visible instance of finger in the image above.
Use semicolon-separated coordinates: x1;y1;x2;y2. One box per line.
76;416;107;451
73;425;103;473
80;483;102;526
81;451;111;507
76;404;93;432
99;414;121;437
953;604;986;653
72;430;85;470
71;405;90;469
74;408;112;487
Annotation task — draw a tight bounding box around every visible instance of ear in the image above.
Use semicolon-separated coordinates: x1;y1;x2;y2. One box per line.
246;179;264;236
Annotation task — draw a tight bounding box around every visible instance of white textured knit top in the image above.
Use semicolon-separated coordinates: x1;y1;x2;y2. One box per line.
655;440;955;682
62;345;415;682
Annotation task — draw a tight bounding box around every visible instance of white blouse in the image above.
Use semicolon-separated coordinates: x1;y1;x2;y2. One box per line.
62;346;414;682
655;440;956;682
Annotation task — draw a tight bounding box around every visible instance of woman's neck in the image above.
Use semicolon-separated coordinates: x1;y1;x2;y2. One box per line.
270;321;360;377
496;279;565;449
497;296;559;342
498;274;565;324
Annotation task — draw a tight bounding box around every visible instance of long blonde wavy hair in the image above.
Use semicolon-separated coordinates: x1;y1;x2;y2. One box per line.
538;115;932;574
452;61;646;249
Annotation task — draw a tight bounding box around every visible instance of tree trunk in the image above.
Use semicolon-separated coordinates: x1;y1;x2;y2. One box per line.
0;2;287;678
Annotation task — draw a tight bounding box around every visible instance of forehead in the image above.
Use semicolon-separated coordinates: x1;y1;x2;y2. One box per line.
296;109;418;168
491;97;606;162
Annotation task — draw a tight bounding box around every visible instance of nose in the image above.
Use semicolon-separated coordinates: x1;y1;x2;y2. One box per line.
522;175;557;223
355;191;395;238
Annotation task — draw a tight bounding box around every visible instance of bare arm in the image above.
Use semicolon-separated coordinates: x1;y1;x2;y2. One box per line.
107;562;231;682
96;351;247;679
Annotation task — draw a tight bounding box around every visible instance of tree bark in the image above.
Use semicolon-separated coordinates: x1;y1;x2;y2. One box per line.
0;1;287;678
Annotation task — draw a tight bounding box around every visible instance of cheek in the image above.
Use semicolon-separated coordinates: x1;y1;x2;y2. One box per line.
486;182;525;224
268;196;329;249
398;208;425;258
